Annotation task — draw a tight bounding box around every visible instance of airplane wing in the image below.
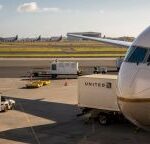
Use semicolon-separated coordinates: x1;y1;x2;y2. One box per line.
67;34;132;48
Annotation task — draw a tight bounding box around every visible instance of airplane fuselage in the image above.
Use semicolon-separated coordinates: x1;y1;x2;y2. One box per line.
117;26;150;130
68;27;150;130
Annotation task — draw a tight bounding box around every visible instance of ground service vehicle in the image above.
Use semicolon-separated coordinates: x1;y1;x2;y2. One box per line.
50;61;80;78
93;66;108;74
26;81;43;88
0;94;15;112
0;100;7;112
116;57;123;71
78;74;120;125
33;60;81;78
26;80;50;88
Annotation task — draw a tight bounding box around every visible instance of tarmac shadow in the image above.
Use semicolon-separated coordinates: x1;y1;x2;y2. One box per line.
0;96;149;144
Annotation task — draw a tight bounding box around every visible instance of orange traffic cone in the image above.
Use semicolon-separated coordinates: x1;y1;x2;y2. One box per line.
64;80;68;86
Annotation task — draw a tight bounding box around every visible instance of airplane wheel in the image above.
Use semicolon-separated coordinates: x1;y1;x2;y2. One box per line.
52;74;57;79
98;113;109;125
3;105;8;112
33;72;39;77
11;104;15;110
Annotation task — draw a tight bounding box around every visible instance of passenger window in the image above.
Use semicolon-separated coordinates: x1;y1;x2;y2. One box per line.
125;46;147;63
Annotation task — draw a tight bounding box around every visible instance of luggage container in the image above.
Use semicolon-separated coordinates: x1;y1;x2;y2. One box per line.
78;74;121;125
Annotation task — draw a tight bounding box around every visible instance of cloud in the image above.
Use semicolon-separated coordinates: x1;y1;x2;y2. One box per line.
0;5;3;10
41;8;60;12
17;2;38;12
17;2;60;13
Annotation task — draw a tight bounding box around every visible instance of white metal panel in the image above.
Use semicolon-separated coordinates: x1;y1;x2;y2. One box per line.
80;74;117;79
50;61;78;75
78;74;119;111
133;26;150;48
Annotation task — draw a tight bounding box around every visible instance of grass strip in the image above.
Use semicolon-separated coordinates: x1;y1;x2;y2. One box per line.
0;53;125;58
0;48;62;52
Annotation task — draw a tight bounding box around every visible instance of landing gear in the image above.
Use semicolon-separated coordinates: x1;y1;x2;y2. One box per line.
78;108;118;126
3;105;8;112
10;103;15;110
51;74;57;79
98;113;109;125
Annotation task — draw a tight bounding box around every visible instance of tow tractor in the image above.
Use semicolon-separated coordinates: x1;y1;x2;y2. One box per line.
26;80;51;88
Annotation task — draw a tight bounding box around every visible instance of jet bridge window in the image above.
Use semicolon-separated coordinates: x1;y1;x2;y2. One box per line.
125;46;147;63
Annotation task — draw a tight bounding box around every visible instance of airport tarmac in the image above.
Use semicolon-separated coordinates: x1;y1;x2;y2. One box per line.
0;58;117;78
0;78;149;144
0;58;149;144
0;58;116;67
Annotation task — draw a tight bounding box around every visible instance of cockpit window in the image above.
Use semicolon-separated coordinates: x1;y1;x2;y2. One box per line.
125;46;148;63
147;55;150;62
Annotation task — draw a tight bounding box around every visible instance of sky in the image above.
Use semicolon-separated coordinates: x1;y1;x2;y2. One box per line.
0;0;150;37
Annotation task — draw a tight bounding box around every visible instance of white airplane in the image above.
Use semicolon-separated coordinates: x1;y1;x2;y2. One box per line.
0;35;18;42
68;26;150;131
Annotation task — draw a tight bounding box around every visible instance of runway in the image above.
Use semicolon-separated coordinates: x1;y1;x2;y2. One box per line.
0;58;117;78
0;58;116;67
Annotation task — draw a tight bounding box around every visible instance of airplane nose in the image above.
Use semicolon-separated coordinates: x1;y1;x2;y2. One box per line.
118;97;150;130
117;62;150;130
118;62;138;96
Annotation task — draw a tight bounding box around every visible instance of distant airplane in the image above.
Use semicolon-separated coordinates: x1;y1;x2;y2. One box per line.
40;37;51;42
68;26;150;131
0;35;18;42
19;35;41;42
40;35;62;42
49;35;62;42
0;35;63;42
18;35;62;42
36;35;41;41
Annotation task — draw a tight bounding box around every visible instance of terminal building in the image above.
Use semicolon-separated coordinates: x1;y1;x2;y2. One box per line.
67;32;101;41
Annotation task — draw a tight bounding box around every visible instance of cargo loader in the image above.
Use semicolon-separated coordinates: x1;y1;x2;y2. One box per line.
78;74;123;125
